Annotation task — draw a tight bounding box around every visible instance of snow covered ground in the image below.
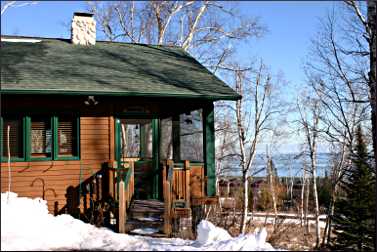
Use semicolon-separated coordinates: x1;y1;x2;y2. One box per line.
1;192;279;251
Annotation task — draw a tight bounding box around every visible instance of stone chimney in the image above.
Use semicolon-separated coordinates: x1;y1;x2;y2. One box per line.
71;12;96;46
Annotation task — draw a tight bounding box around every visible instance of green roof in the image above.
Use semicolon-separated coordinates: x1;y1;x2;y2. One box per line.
0;36;240;100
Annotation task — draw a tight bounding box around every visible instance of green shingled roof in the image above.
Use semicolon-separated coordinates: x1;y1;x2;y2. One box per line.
0;36;240;100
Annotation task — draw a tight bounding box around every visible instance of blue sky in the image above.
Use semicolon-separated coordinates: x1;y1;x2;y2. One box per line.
1;1;337;153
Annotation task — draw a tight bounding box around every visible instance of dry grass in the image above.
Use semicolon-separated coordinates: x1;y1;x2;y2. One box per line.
207;211;324;251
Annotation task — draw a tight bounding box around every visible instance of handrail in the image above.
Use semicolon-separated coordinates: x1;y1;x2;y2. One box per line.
108;161;134;233
163;159;192;236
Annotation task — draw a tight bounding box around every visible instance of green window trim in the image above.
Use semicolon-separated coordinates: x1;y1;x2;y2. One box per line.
29;117;53;161
0;116;27;162
1;115;80;163
55;116;80;161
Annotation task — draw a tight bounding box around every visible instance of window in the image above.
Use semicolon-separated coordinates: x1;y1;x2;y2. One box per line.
119;119;152;159
1;116;79;161
121;124;140;158
2;118;23;159
58;118;78;157
160;118;172;160
31;118;52;157
180;110;203;162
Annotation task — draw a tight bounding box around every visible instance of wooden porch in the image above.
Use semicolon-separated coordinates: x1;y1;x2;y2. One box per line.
104;159;216;238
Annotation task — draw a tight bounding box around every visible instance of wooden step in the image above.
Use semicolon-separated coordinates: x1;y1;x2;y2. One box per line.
128;230;168;238
128;199;164;219
125;219;163;233
125;199;166;237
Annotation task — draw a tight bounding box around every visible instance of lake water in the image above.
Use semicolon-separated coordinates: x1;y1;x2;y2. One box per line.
220;152;332;177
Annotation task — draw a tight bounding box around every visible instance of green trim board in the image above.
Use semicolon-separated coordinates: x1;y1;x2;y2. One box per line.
203;103;216;197
114;118;121;165
0;117;3;161
172;115;180;163
53;116;59;160
152;118;160;200
24;116;31;161
1;90;240;101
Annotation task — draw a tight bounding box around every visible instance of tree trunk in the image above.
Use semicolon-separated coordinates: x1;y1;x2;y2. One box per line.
367;3;377;249
368;0;377;170
240;171;249;234
312;165;320;248
305;177;310;233
300;170;306;227
267;157;278;225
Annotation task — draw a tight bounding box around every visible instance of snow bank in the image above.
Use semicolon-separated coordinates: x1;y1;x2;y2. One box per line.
196;220;274;251
197;220;232;244
1;192;279;251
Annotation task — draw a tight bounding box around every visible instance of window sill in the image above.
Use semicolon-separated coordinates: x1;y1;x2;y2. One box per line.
30;157;52;161
0;157;26;163
55;156;80;161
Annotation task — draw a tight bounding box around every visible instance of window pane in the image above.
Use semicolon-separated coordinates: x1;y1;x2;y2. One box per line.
2;119;23;158
58;118;77;156
120;119;153;159
121;124;140;158
180;110;203;162
141;122;152;159
160;118;172;160
31;119;52;157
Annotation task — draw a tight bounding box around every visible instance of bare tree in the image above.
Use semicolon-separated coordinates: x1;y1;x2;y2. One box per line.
305;3;374;247
306;1;373;162
87;1;265;70
266;147;278;225
225;61;282;234
1;1;37;16
321;141;348;246
297;93;321;248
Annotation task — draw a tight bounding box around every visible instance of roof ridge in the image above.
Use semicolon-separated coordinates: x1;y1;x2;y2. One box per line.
0;34;183;49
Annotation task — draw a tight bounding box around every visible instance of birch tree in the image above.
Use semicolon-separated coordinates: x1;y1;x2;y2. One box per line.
227;62;282;234
1;1;37;16
305;3;374;246
87;1;265;69
297;94;321;248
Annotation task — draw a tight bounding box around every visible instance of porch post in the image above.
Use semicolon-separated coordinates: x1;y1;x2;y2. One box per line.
172;115;180;162
152;118;160;199
203;102;216;197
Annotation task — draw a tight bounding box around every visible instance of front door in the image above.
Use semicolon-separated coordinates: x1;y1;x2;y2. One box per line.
115;118;159;200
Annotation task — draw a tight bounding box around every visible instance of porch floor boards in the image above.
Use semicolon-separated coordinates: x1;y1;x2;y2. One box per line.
125;199;167;238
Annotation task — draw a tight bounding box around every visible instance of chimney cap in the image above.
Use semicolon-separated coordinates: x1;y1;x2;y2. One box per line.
73;12;94;17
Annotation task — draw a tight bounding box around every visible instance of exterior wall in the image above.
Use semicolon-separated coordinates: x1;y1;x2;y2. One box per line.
0;116;113;214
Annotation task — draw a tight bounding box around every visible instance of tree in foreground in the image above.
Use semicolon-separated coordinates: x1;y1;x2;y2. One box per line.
331;125;376;250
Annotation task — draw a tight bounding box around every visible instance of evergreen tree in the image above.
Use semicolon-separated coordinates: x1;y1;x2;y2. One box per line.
331;126;376;250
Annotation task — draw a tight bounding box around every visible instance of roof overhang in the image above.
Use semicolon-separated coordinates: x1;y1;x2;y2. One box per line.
0;89;242;101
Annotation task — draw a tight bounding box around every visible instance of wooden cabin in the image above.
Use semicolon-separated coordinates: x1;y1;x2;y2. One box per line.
0;13;240;238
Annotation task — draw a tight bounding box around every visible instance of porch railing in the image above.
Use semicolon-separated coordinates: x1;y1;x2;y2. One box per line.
108;161;134;233
162;160;191;236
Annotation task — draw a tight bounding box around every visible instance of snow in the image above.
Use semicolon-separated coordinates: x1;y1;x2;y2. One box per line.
197;220;232;244
1;192;279;251
247;212;327;229
131;228;160;235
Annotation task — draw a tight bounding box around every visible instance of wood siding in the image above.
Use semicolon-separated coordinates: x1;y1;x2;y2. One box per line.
1;117;112;214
